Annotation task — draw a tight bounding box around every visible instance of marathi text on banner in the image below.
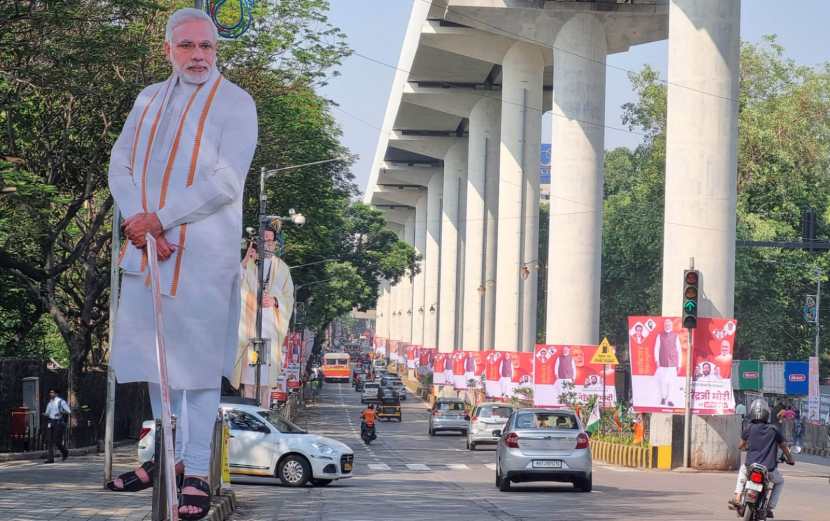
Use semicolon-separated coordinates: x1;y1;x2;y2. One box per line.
628;316;737;415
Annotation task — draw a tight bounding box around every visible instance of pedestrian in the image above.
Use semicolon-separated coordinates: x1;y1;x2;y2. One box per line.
104;7;257;520
43;388;71;463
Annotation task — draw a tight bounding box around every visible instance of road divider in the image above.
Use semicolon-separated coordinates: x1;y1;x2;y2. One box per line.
591;440;658;470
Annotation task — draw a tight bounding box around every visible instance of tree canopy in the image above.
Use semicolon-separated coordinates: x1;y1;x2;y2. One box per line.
0;1;415;399
590;37;830;374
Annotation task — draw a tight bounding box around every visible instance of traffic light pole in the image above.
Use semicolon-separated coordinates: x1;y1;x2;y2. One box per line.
683;327;694;469
815;269;822;361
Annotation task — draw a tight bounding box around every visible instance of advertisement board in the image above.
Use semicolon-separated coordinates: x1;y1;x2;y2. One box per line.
481;351;531;398
433;353;448;385
808;356;820;421
450;351;486;390
533;344;616;407
784;361;809;395
734;360;763;391
627;316;736;415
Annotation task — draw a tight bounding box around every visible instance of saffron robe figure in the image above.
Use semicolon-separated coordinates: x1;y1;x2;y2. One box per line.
230;230;294;407
106;8;257;519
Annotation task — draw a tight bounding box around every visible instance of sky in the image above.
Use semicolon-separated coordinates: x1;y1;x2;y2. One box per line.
319;0;830;196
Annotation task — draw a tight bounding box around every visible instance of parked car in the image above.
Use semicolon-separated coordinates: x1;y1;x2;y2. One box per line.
467;403;514;450
494;408;592;492
137;402;354;487
361;382;380;404
428;398;469;436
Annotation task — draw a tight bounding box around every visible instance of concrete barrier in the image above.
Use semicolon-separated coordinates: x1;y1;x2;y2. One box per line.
591;440;655;469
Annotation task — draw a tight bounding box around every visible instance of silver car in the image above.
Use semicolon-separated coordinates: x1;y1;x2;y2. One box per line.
361;382;380;403
428;398;469;436
467;403;514;450
494;408;592;492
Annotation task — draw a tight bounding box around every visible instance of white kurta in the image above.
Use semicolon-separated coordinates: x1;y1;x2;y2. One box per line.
109;68;258;390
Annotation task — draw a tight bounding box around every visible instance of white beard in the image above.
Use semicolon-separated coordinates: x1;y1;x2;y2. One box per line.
175;64;213;85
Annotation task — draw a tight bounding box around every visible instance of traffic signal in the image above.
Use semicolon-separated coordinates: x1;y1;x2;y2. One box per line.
682;270;700;329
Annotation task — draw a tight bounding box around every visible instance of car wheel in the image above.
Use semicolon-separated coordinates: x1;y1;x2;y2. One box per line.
277;455;311;487
574;474;592;493
498;468;511;492
495;466;502;488
311;478;332;487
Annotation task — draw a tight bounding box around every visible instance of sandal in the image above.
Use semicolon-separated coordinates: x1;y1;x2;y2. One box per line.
178;476;212;520
106;461;154;492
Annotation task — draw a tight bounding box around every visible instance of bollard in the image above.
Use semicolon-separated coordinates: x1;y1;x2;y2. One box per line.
208;410;223;496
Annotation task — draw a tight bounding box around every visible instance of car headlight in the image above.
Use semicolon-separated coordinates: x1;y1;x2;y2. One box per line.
311;442;336;456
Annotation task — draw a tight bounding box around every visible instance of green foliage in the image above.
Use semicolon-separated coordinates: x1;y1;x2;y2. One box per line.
594;37;830;375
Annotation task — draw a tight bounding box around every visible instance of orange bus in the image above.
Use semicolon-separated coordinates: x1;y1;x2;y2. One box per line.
322;352;351;382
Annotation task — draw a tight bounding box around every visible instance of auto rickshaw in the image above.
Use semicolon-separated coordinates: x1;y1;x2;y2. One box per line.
376;387;402;422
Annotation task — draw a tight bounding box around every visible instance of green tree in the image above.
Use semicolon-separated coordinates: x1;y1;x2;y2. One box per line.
595;38;830;376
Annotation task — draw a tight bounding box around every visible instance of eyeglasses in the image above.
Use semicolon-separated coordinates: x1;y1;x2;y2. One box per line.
176;41;215;52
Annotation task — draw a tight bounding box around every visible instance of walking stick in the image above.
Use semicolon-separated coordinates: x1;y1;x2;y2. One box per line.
146;234;179;521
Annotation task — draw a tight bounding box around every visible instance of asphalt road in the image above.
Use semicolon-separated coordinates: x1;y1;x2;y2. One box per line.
229;382;830;521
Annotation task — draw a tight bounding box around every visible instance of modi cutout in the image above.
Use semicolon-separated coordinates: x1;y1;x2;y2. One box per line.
106;8;257;519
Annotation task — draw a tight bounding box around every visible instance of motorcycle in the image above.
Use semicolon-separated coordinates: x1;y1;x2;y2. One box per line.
734;446;799;521
361;422;377;445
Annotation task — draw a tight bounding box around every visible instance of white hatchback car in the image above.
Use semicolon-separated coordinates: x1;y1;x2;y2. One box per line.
137;403;354;487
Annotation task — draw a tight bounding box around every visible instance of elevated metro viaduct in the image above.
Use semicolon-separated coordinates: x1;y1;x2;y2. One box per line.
367;0;740;469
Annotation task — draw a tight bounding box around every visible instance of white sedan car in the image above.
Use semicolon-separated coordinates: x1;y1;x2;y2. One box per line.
137;402;354;487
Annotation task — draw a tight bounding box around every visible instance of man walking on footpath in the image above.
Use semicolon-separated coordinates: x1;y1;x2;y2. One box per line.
43;389;71;464
105;8;257;520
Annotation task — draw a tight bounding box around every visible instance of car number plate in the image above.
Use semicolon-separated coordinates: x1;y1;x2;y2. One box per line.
532;460;562;469
745;481;763;492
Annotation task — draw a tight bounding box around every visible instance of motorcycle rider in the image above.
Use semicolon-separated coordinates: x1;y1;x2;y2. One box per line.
360;403;377;440
729;398;794;518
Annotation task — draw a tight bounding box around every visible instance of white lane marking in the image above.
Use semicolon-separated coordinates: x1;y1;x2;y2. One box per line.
406;463;430;471
485;463;497;470
368;463;391;471
447;464;469;470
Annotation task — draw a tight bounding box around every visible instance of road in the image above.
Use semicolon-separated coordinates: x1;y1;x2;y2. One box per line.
229;382;829;521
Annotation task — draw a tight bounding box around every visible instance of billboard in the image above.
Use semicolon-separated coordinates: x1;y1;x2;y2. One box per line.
628;316;736;415
734;360;763;391
533;344;616;407
451;351;485;390
784;361;809;395
481;351;531;399
433;353;448;385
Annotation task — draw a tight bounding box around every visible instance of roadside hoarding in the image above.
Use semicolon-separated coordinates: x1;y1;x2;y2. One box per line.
762;361;786;394
627;316;736;415
784;361;809;395
451;351;486;390
433;353;448;385
481;351;532;399
483;350;507;398
406;345;417;369
808;356;820;421
732;360;763;391
533;344;617;407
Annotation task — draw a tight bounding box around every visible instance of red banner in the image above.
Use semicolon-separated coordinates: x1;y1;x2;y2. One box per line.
628;316;736;415
433;353;448;385
533;344;616;407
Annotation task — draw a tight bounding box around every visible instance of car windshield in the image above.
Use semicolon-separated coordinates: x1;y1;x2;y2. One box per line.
477;405;513;419
515;412;578;430
436;401;465;412
259;410;306;434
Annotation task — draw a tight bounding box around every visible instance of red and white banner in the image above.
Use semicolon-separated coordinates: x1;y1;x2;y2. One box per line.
533;344;616;407
483;350;508;398
448;351;485;389
406;345;418;369
628;316;736;415
284;332;302;388
433;353;448;385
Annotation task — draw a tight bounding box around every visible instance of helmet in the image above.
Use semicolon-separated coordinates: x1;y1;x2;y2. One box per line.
748;398;771;423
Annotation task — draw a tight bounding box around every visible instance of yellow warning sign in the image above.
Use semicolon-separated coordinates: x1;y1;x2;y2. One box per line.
591;337;619;365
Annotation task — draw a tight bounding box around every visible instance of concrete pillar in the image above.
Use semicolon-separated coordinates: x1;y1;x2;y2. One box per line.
546;14;607;346
494;41;544;352
412;194;427;347
403;214;416;343
438;142;467;353
424;174;442;349
389;222;405;341
462;97;500;350
656;0;741;471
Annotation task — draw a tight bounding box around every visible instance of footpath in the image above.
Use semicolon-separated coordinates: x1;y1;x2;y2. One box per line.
0;444;232;521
